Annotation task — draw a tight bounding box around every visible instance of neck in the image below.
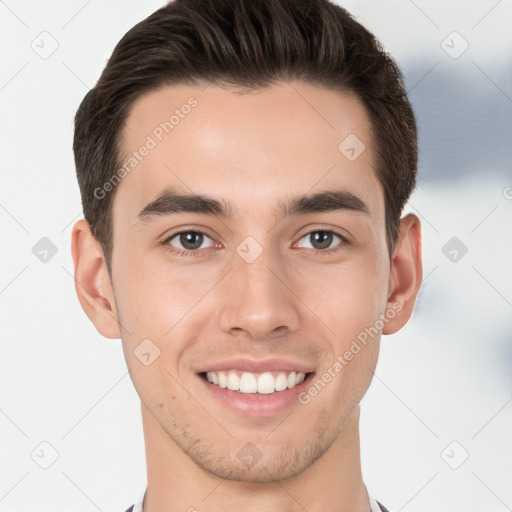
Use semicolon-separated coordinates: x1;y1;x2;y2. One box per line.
141;403;371;512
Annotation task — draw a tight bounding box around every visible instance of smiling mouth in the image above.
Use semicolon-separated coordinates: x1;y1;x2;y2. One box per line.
199;370;313;395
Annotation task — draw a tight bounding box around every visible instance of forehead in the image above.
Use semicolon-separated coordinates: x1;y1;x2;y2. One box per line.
113;81;382;226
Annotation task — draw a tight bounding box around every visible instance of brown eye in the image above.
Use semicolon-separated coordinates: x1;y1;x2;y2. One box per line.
165;230;215;253
297;230;345;252
178;232;204;250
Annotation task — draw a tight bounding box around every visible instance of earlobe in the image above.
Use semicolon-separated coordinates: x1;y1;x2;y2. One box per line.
382;214;423;335
71;219;121;339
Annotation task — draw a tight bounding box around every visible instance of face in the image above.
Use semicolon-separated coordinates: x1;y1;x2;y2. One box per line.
107;81;396;481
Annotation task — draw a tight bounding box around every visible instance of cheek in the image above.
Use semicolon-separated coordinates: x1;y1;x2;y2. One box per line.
112;249;213;336
290;254;389;344
112;256;222;389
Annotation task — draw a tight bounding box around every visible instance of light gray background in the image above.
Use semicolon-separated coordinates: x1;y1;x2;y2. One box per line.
1;1;511;511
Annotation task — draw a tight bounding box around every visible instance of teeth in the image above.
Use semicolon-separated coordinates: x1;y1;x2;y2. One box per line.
274;372;288;391
218;371;227;388
239;372;258;393
227;371;239;391
257;372;275;394
205;370;307;394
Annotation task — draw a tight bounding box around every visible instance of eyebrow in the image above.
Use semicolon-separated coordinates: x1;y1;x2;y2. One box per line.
136;185;369;224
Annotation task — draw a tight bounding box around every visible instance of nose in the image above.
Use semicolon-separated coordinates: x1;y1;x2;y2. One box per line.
216;245;301;340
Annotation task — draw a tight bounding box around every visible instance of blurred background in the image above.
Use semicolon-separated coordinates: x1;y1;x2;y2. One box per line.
1;1;511;511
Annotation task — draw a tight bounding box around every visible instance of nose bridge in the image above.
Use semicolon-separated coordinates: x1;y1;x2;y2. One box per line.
217;239;300;338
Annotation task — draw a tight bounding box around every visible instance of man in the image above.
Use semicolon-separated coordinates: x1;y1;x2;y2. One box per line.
70;0;422;510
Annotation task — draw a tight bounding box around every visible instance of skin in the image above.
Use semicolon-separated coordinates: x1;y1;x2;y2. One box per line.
71;81;422;512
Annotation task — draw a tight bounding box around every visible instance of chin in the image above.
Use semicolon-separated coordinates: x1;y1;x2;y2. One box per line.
184;434;330;484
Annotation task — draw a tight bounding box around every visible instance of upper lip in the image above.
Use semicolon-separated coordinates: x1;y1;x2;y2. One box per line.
197;357;316;374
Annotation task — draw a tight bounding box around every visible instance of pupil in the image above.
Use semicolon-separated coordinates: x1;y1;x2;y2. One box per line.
311;231;332;249
181;232;203;250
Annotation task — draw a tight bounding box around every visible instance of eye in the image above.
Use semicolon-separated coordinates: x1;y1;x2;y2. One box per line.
163;230;217;255
296;230;347;252
161;228;348;257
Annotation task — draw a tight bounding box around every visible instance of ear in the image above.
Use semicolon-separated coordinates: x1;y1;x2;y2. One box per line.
71;219;121;339
382;213;423;335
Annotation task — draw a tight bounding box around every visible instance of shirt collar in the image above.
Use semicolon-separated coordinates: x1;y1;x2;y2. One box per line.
132;485;385;511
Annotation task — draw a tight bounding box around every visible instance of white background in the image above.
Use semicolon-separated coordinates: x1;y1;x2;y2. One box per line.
1;1;511;511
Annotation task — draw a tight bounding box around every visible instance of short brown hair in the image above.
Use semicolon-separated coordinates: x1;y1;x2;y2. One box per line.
73;0;417;276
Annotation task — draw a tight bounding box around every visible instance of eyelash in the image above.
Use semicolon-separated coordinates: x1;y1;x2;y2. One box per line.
161;228;349;257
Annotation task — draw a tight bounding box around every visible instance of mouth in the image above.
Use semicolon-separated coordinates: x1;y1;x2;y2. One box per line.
199;370;309;394
197;360;316;417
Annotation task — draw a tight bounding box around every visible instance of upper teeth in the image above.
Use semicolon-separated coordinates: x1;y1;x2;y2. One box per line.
206;370;306;394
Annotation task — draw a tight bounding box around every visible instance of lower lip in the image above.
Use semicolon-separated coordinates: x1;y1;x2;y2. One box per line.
198;373;314;417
